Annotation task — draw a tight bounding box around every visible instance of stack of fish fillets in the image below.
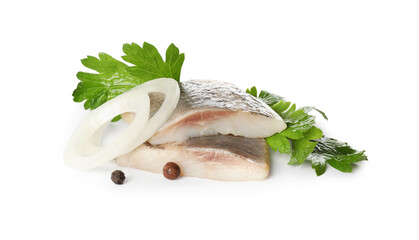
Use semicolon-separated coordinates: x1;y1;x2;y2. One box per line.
116;80;286;181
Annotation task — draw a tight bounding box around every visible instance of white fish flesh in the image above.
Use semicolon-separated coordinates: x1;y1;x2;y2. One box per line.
116;135;270;181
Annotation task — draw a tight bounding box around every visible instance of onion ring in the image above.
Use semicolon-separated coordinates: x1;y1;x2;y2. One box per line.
64;78;180;170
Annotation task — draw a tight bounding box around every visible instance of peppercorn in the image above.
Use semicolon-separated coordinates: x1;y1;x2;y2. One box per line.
111;170;126;185
163;162;181;180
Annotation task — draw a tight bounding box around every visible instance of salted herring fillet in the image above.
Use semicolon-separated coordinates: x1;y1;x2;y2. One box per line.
122;79;286;145
116;135;270;181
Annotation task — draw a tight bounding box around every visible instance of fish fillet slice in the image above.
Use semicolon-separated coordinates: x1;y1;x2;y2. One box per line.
122;79;286;145
115;135;270;181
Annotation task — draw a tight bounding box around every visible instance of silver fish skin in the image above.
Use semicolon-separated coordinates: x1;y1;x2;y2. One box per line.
122;79;286;145
115;135;270;181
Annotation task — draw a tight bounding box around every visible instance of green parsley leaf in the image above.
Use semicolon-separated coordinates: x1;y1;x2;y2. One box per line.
300;106;328;120
308;153;327;176
281;115;316;140
122;42;184;82
270;100;318;140
246;86;283;106
73;42;184;121
271;100;292;116
73;53;143;121
166;43;186;81
307;137;368;175
246;86;258;97
266;133;291;154
258;90;284;106
289;126;323;165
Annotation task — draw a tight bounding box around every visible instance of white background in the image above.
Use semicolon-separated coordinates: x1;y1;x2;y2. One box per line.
1;1;418;239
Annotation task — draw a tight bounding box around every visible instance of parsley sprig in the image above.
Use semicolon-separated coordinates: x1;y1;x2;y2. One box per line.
246;87;367;176
73;42;184;121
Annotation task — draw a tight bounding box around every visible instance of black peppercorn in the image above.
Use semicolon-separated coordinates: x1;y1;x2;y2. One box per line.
163;162;181;180
111;170;126;184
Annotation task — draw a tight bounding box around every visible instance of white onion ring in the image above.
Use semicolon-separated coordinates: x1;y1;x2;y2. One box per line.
64;78;180;170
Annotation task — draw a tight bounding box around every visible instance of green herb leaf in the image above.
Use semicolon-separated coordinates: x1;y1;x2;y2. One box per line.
289;126;323;165
281;115;317;140
271;100;292;116
308;153;327;176
166;43;185;81
266;133;291;154
73;53;142;111
270;100;318;140
122;42;184;82
73;42;184;121
258;90;284;106
307;137;367;175
246;86;258;97
301;106;328;120
246;87;283;107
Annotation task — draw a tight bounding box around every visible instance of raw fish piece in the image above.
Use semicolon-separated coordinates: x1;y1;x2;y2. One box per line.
122;79;286;144
115;135;270;181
